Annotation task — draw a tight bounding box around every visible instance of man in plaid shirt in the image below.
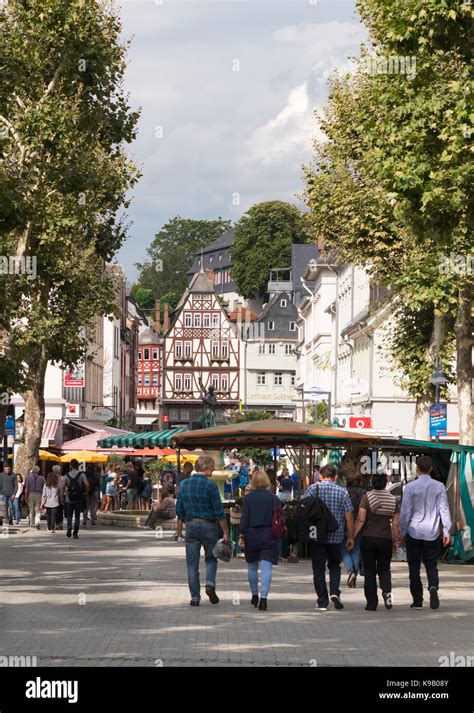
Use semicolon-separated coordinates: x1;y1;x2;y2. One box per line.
176;455;230;606
305;464;355;611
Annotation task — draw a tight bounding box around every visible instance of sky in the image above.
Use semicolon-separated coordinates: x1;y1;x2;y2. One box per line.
117;0;366;282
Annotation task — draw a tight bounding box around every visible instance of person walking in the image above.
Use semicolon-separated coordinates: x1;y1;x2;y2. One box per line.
51;465;64;529
41;471;61;533
0;465;18;525
400;455;452;610
124;462;140;510
341;474;366;588
277;467;294;502
176;456;230;606
354;473;400;610
145;487;176;529
83;464;100;527
175;462;193;542
60;460;89;539
24;466;45;530
238;470;284;611
305;464;354;611
12;473;24;525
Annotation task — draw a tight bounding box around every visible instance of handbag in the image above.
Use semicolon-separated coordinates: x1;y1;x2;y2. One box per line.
271;497;287;540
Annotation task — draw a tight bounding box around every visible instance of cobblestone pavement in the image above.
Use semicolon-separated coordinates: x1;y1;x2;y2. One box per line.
1;525;473;667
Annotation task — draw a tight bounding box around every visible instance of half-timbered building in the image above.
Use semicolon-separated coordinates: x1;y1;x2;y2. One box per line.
162;268;240;428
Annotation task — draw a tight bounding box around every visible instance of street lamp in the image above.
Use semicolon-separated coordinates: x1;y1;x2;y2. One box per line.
429;356;448;404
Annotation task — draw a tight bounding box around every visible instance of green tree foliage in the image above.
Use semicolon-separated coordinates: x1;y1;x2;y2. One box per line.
0;0;140;469
304;0;473;441
135;217;231;301
231;201;307;299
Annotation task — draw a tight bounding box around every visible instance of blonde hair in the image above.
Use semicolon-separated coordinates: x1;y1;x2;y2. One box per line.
195;456;215;473
251;470;271;490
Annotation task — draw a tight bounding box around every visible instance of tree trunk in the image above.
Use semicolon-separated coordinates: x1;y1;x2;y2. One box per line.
412;313;448;439
455;285;473;446
15;346;48;477
0;404;7;451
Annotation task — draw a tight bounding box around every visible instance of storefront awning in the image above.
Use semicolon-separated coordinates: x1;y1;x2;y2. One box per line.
97;428;187;449
40;420;60;447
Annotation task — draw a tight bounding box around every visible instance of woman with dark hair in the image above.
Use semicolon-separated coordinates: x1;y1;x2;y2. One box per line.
341;473;366;588
354;473;400;611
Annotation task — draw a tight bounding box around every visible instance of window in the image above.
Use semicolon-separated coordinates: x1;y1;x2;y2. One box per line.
257;372;266;385
274;372;283;386
219;254;222;262
175;341;182;359
211;374;219;390
143;348;150;360
194;313;201;328
184;313;192;327
258;344;265;355
144;373;150;386
212;341;219;358
203;313;210;328
289;321;297;331
221;374;228;392
268;344;276;355
268;321;275;331
152;348;158;360
184;341;192;358
280;299;287;308
221;341;228;358
212;314;219;328
215;272;221;285
152;371;159;385
175;374;182;391
184;374;191;391
285;344;293;355
138;351;142;360
291;372;296;386
209;256;213;264
138;375;142;386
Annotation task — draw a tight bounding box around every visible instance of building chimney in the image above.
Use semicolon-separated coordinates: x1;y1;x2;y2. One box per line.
205;269;214;285
155;299;161;332
163;303;169;333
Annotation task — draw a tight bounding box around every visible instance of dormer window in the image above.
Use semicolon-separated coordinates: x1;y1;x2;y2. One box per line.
289;321;297;331
280;299;287;308
268;321;275;331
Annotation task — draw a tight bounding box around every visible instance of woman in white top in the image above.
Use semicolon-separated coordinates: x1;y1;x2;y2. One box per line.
13;474;24;525
41;471;60;533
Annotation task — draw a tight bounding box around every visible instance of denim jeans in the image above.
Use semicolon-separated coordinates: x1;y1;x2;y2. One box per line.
247;560;273;598
185;521;219;602
341;534;361;575
12;497;21;523
65;501;82;535
2;495;13;522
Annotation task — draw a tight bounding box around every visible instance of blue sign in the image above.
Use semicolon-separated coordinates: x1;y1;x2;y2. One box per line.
430;403;447;439
270;447;280;458
4;416;14;436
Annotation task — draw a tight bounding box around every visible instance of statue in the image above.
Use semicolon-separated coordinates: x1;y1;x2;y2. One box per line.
198;378;217;428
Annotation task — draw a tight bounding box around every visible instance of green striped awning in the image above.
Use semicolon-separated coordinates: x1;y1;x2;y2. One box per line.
97;428;187;449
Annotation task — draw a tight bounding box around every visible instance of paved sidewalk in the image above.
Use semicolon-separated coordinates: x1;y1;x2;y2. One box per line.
1;526;473;667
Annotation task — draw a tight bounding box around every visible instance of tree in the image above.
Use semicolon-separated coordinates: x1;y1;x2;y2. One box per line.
304;0;473;443
135;217;231;301
0;0;139;473
231;201;307;299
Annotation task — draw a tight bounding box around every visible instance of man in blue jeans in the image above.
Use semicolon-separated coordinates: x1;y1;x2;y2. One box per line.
176;455;230;606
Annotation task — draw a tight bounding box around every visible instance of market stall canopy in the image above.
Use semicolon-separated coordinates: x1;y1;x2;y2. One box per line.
173;420;382;449
97;428;187;449
38;450;62;462
62;431;135;453
162;453;201;465
60;450;108;463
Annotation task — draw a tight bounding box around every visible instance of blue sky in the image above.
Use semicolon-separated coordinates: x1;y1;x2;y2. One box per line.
117;0;366;282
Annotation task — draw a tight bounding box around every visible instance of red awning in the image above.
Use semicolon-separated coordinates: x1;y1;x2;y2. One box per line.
41;420;59;442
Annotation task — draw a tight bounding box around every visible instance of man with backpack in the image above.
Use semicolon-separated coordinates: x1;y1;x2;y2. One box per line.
60;459;89;539
301;464;355;611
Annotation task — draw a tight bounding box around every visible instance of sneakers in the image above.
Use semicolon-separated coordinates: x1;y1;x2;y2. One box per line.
35;524;40;530
429;587;440;610
205;585;219;604
347;572;357;588
315;606;327;611
177;536;185;542
190;600;200;607
330;594;344;610
66;528;72;538
410;602;423;609
382;592;393;610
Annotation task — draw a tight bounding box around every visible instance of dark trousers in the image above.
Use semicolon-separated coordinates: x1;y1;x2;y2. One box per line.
45;507;57;531
145;509;172;528
310;541;342;608
406;534;440;603
65;502;82;535
55;503;64;525
360;536;393;609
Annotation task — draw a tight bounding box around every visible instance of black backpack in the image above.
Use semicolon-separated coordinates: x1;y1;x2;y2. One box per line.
66;473;83;503
295;491;339;544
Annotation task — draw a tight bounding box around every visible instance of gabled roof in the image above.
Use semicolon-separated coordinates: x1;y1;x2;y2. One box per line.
139;326;160;345
201;227;235;254
257;292;296;321
188;270;215;294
